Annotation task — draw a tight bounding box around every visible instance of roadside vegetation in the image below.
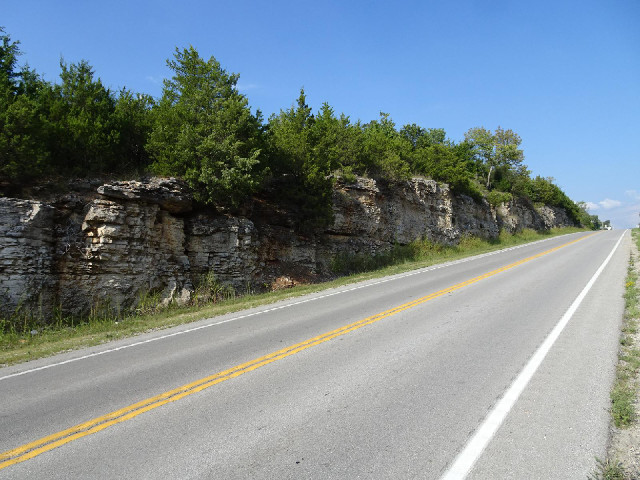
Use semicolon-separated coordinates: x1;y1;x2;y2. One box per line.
612;239;640;429
0;27;602;364
1;28;601;229
590;229;640;480
0;227;582;366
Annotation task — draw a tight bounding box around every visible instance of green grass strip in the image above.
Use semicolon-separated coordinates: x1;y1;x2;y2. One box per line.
610;229;640;429
0;227;584;366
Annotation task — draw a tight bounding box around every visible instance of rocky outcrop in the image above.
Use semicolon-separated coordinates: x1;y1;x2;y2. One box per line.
451;194;500;239
96;177;192;214
0;176;576;319
59;197;192;312
186;214;259;288
0;198;56;316
496;198;575;233
330;178;458;246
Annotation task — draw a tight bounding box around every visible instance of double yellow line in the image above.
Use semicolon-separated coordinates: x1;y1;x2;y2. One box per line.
0;233;593;470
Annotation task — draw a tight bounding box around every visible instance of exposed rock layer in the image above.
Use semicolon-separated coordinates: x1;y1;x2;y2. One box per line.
0;177;575;319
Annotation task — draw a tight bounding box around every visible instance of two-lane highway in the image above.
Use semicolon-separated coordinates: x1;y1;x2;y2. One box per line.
0;230;629;478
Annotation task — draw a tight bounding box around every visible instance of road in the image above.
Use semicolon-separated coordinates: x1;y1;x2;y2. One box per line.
0;230;629;479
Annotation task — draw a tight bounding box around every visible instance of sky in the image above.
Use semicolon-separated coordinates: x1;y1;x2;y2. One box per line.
3;0;639;227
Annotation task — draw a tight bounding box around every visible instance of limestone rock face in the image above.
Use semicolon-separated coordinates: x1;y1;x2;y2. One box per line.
537;205;574;229
186;214;259;289
0;198;56;316
0;176;578;319
329;177;457;247
451;195;500;240
497;199;545;233
496;199;575;233
58;197;192;314
97;177;192;214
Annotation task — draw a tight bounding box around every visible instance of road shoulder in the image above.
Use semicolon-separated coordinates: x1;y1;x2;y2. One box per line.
604;230;640;478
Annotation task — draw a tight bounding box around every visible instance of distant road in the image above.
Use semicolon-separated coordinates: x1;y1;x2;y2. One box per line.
0;230;629;479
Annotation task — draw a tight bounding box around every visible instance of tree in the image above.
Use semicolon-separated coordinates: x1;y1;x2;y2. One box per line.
265;88;314;176
0;29;51;180
0;27;20;96
310;102;360;174
265;89;335;227
0;80;51;180
360;113;411;180
113;89;154;172
47;59;121;174
590;215;602;230
463;126;493;180
464;126;524;188
412;143;475;194
148;46;262;207
575;201;592;228
493;126;524;171
400;124;446;148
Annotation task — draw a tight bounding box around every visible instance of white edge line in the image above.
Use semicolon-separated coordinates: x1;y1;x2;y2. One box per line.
439;230;627;480
0;233;581;382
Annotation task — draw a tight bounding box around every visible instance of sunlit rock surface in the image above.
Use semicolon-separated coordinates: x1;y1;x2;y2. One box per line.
0;176;576;318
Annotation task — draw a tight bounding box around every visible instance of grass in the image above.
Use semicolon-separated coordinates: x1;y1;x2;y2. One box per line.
610;229;640;429
588;458;627;480
0;226;585;367
591;229;640;480
331;227;581;275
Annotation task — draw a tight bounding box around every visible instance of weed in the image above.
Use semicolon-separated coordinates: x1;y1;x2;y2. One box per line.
587;457;626;480
611;383;635;427
192;271;236;306
135;289;165;315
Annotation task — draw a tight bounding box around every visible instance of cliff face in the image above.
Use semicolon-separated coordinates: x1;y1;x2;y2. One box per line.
0;198;57;315
0;177;576;319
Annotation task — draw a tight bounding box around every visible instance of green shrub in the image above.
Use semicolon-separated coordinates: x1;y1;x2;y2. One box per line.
487;190;513;206
147;47;263;208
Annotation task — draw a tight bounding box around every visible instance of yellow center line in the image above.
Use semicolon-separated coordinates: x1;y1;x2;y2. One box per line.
0;232;595;470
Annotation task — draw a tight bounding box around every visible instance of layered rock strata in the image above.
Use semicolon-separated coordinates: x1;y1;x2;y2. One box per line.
0;177;576;319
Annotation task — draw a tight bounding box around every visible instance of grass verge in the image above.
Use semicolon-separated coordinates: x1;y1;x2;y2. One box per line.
1;227;584;367
611;230;640;428
591;229;640;480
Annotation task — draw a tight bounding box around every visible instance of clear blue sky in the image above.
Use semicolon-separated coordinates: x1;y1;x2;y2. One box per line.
4;0;639;227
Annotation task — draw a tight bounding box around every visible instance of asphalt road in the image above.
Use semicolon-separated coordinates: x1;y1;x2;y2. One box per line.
0;230;630;479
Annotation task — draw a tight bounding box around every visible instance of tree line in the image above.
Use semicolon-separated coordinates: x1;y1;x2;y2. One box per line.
0;28;600;229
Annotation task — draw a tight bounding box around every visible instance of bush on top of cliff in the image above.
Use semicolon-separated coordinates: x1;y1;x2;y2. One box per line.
264;96;482;225
264;90;336;227
0;27;597;227
147;47;264;208
0;29;152;182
